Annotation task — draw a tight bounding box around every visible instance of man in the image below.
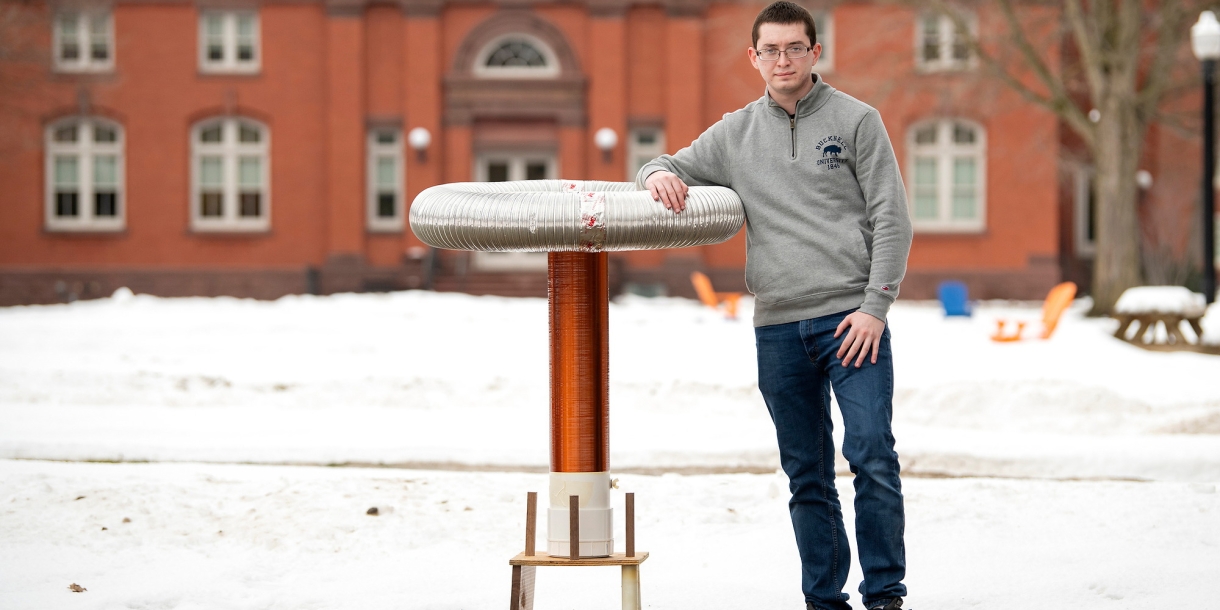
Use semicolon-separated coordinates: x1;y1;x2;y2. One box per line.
635;3;913;609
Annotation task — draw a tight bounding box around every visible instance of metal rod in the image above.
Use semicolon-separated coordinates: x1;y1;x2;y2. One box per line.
1203;59;1216;304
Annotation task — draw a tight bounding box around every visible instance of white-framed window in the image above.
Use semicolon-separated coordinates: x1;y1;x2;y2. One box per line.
473;34;560;79
916;12;974;72
368;128;404;232
199;11;259;74
812;10;834;73
907;119;986;232
191;118;270;232
1073;167;1096;257
627;127;665;182
45;117;125;232
53;11;114;73
473;152;556;271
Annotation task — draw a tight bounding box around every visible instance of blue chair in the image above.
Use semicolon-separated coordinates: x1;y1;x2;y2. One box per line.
938;280;972;317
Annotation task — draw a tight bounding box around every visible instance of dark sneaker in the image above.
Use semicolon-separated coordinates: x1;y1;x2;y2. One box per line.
867;599;903;610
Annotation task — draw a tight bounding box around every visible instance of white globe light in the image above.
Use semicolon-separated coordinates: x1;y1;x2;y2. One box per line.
1193;11;1220;61
408;127;432;151
594;127;618;151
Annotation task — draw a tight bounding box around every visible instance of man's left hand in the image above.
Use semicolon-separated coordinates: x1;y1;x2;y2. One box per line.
834;311;885;368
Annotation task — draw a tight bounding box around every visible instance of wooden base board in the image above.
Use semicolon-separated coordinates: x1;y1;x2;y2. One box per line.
510;552;649;567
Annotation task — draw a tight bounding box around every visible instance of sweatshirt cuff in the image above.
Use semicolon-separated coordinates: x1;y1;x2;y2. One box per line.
635;163;669;189
859;289;894;322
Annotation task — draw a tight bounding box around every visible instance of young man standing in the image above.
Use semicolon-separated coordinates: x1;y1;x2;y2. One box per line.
635;3;913;609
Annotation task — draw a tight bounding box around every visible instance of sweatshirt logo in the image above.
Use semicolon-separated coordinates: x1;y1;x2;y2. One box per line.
814;135;846;171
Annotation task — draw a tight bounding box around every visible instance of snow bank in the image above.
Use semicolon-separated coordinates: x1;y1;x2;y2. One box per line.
1;290;1218;481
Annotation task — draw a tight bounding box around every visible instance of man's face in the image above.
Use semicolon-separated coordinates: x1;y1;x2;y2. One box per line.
748;22;821;97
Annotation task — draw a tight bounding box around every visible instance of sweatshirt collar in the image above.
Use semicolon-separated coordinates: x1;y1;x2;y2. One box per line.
764;73;835;119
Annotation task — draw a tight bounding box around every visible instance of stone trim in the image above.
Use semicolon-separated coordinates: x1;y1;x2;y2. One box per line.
445;9;586;127
324;0;365;16
450;10;583;77
366;115;403;130
444;75;586;126
400;0;442;16
662;0;707;18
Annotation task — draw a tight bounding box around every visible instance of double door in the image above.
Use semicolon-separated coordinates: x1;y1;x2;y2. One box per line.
473;153;555;271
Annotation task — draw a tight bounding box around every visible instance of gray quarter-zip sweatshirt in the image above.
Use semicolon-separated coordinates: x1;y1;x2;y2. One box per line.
636;75;913;327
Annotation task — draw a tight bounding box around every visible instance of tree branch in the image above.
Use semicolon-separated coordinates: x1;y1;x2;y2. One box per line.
927;0;1095;147
1137;3;1197;122
1064;0;1105;101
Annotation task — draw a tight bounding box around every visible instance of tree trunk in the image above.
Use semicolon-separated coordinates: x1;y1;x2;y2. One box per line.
1088;93;1143;316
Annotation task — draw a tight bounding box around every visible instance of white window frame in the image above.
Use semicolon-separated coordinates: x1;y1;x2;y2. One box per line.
811;10;834;73
915;12;976;72
473;33;560;79
1073;166;1096;257
906;119;987;233
44;117;125;232
190;118;271;233
367;129;404;233
198;11;260;74
627;127;665;182
53;11;115;73
472;152;556;271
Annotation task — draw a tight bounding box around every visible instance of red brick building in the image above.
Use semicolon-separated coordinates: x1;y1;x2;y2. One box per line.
0;0;1208;305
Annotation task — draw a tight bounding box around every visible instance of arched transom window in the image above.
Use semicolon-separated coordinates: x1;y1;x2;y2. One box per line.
191;117;270;232
474;34;559;78
45;117;124;231
907;119;986;232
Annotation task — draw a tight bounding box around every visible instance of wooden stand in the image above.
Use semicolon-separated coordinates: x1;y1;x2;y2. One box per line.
509;491;647;610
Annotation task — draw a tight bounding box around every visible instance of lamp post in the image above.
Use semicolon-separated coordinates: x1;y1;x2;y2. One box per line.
1193;11;1220;304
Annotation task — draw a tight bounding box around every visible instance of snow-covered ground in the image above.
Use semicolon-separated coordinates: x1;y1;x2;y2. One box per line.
2;290;1218;609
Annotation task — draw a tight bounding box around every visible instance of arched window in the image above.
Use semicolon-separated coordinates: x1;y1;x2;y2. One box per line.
473;34;559;79
45;117;124;231
191;117;270;231
907;119;986;232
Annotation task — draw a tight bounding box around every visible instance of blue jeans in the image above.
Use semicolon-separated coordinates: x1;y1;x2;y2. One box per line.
755;310;906;610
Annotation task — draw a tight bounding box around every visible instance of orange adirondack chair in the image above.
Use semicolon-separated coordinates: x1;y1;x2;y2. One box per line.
690;271;742;320
991;281;1078;342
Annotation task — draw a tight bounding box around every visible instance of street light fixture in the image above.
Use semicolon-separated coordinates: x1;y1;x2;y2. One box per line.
594;127;618;164
1192;11;1220;304
408;127;432;163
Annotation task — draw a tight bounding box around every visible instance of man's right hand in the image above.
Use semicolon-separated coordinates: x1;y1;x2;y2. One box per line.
645;170;689;213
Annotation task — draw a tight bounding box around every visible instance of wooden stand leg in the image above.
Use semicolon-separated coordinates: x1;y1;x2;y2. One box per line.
621;565;641;610
510;565;536;610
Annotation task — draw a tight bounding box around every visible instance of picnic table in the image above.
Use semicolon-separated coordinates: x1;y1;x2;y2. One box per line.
1112;286;1210;350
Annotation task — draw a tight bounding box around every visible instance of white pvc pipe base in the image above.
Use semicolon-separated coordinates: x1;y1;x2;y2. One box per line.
547;471;614;557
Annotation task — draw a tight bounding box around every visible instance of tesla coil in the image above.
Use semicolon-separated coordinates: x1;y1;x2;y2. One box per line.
410;179;743;606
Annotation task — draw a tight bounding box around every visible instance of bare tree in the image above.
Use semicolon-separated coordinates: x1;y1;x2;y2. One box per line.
927;0;1208;314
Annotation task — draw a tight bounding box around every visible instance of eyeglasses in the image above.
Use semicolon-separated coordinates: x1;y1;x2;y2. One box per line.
755;45;811;61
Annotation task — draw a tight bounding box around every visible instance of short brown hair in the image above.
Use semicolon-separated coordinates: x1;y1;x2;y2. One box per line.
751;1;817;49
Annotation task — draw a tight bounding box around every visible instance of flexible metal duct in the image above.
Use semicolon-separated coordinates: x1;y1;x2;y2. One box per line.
409;180;744;252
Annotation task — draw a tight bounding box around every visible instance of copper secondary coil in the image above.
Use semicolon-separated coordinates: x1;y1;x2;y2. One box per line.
548;251;609;473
